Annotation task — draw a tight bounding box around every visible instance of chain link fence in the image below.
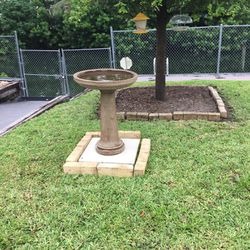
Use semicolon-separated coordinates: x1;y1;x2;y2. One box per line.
19;48;111;97
0;34;112;98
111;24;250;75
220;25;250;73
62;48;112;96
0;33;24;80
20;49;67;97
1;25;249;98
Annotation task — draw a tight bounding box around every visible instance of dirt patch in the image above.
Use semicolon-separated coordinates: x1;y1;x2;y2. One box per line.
116;86;218;113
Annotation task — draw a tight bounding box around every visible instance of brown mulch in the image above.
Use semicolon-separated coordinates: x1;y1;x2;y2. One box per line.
116;86;218;113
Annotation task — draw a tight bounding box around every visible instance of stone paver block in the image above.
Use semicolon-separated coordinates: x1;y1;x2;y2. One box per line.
86;131;100;137
64;162;98;174
140;138;151;153
159;113;172;121
173;111;184;120
208;112;221;121
219;106;227;118
126;112;137;120
134;162;147;176
77;134;92;147
97;163;133;177
118;130;141;139
209;86;221;100
136;112;149;120
116;112;125;120
196;112;209;120
183;112;198;120
134;139;151;176
66;145;85;162
137;151;149;163
216;100;224;107
149;113;159;120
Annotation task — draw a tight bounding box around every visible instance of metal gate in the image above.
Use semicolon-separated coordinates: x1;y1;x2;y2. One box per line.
20;49;68;98
20;48;112;98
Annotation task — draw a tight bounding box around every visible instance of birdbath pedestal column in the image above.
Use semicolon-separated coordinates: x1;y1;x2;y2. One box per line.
97;89;124;155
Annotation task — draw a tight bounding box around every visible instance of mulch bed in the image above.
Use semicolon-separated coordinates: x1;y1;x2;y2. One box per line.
116;86;218;113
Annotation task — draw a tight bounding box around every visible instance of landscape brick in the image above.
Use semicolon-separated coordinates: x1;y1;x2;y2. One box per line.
219;106;228;118
126;112;137;120
136;112;149;120
77;134;92;147
140;139;151;153
116;112;125;120
86;131;100;137
97;163;133;177
149;113;159;120
173;111;184;120
134;162;147;176
66;145;85;162
183;112;198;120
208;112;221;121
159;113;172;120
216;99;225;107
63;162;98;174
196;112;209;120
209;86;220;100
119;130;141;139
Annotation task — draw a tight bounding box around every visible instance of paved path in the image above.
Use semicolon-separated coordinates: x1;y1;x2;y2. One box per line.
0;100;48;133
137;73;250;82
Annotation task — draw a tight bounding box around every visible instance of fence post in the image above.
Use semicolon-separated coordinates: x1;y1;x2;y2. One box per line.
216;24;223;78
14;31;28;97
110;26;116;68
19;49;29;97
60;49;70;96
108;47;113;68
58;49;66;95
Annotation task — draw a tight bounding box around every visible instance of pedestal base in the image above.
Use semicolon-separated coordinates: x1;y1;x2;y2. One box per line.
96;139;125;155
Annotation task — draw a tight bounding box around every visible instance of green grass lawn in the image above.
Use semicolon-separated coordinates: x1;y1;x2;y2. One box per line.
0;80;249;249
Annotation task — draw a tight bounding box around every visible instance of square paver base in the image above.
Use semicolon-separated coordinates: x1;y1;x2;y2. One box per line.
79;138;140;165
63;131;150;177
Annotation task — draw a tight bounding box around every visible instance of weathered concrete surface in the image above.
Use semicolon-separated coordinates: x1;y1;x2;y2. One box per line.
0;100;48;132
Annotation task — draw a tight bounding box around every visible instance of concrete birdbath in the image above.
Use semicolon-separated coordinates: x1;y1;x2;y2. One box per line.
73;68;138;155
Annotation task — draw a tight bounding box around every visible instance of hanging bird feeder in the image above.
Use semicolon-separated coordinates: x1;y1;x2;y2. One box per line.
169;14;193;31
132;12;150;34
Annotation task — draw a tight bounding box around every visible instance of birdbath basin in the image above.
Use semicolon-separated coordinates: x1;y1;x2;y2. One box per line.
73;69;138;155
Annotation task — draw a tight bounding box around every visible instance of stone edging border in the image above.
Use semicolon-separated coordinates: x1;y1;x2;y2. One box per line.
208;86;227;118
63;131;150;177
116;86;227;121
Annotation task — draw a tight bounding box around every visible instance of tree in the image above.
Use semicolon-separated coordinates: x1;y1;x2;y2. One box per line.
60;0;130;48
0;0;68;49
0;0;49;48
206;0;250;25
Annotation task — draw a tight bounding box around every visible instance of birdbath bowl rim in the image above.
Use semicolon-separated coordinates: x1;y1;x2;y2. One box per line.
73;68;138;91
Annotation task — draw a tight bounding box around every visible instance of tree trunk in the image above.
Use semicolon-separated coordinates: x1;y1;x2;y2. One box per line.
155;0;168;100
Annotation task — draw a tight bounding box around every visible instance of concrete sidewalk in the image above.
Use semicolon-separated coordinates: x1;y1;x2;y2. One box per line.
0;100;48;133
137;73;250;82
